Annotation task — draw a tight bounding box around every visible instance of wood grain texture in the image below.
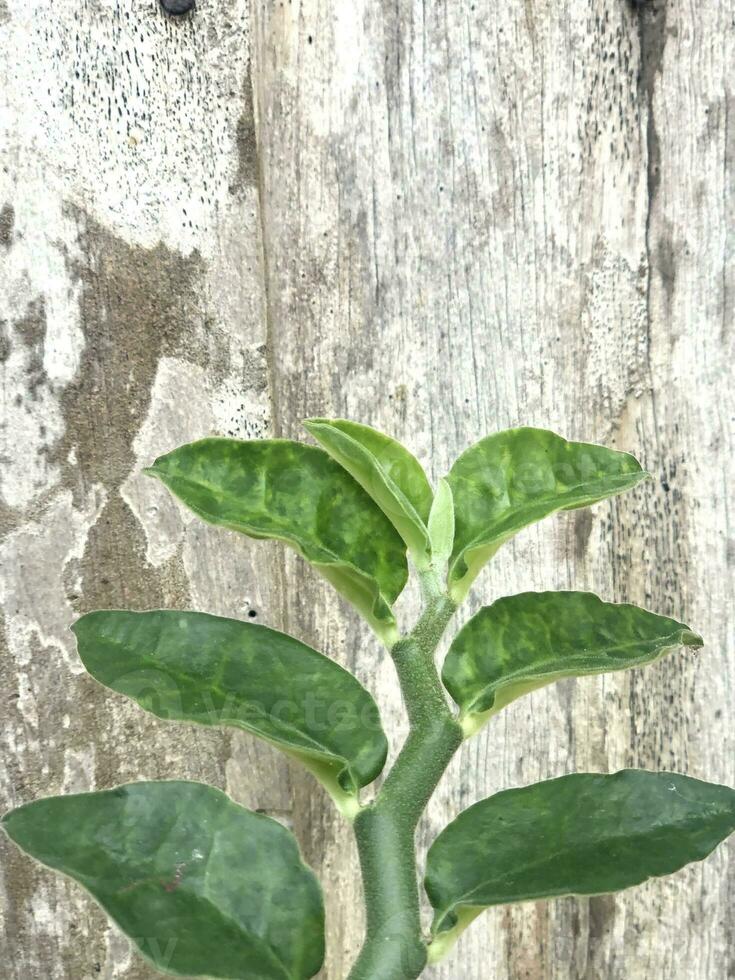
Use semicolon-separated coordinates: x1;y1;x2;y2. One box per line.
2;1;733;978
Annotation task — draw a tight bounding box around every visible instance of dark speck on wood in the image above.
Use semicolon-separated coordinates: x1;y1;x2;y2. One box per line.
160;0;195;15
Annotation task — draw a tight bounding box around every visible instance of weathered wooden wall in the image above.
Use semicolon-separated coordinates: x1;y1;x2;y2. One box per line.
1;1;732;977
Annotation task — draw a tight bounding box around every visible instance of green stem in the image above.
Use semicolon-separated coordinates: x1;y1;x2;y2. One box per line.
347;590;463;980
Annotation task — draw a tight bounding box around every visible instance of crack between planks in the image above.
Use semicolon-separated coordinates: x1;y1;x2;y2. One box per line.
635;0;667;450
247;36;290;635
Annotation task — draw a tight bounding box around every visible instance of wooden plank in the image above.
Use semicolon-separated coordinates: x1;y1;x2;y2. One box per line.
0;3;284;978
251;0;733;977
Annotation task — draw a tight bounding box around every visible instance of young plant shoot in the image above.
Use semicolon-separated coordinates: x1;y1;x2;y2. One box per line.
4;422;734;980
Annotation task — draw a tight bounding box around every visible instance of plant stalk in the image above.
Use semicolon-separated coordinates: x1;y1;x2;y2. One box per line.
347;589;463;980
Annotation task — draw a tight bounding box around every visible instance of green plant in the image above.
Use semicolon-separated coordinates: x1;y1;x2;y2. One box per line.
4;422;734;980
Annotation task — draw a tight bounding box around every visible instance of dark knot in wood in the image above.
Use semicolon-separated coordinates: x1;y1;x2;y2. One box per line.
160;0;196;15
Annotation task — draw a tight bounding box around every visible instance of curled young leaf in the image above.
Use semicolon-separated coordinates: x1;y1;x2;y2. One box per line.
146;438;408;642
442;591;702;736
445;428;648;599
427;478;455;567
73;610;389;809
303;419;433;565
3;781;325;979
425;771;735;961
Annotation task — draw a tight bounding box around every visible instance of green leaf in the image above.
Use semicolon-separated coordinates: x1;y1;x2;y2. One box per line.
304;419;433;565
73;610;388;811
145;438;408;642
2;780;325;979
425;770;735;960
427;478;455;567
445;427;648;599
442;591;703;736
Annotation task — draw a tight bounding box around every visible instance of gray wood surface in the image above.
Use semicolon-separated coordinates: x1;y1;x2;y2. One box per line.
1;1;732;978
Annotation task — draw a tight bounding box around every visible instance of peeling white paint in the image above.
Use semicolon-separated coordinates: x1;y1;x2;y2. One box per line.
122;354;269;568
0;183;86;509
101;930;135;980
61;746;97;795
29;894;63;938
121;358;210;567
0;488;107;671
0;0;253;255
15;671;39;730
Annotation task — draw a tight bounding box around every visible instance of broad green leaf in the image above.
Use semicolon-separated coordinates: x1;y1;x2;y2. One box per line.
427;478;455;566
73;610;388;810
304;419;433;565
146;438;407;642
443;591;702;736
445;427;648;599
3;780;325;979
425;770;735;960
